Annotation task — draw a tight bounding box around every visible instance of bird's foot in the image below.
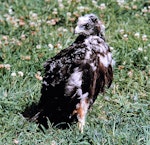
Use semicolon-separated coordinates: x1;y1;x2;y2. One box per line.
78;120;85;133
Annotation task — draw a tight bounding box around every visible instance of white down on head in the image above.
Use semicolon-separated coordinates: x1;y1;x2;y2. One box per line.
74;14;105;38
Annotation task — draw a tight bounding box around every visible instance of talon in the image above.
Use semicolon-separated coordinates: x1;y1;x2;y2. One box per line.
78;122;84;133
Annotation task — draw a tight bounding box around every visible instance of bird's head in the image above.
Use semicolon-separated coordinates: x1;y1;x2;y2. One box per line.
74;14;105;38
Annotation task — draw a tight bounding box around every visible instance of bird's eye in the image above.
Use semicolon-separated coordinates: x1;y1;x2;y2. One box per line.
83;24;90;29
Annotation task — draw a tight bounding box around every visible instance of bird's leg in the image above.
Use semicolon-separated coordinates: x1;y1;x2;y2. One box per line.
76;98;89;133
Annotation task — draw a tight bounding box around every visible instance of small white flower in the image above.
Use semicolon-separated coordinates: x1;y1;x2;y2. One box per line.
104;96;110;101
123;34;128;37
117;0;125;6
132;5;137;10
67;12;71;17
21;34;26;40
110;47;114;51
123;34;128;40
8;7;13;15
52;11;58;15
123;61;126;65
57;27;68;32
18;71;24;77
99;3;106;10
2;36;8;40
144;56;148;60
100;3;105;7
92;0;97;5
77;6;85;12
46;20;51;25
37;71;41;75
35;71;43;81
142;7;148;13
142;34;148;41
67;0;72;4
62;28;67;32
51;140;57;145
59;3;64;9
36;45;41;49
11;72;17;77
13;139;19;144
4;64;11;70
32;13;38;20
46;19;56;25
48;43;53;49
134;32;140;38
38;76;43;81
29;21;36;27
57;43;62;49
138;47;143;52
0;64;5;69
52;8;58;15
119;29;124;34
128;70;133;78
29;11;38;19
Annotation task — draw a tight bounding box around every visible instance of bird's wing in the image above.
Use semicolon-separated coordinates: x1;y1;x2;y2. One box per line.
42;35;113;99
42;43;87;87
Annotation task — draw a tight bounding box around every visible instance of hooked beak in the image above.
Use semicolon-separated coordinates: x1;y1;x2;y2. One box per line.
74;30;77;35
74;26;80;35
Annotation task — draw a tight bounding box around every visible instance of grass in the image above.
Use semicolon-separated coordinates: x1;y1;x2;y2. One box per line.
0;0;150;144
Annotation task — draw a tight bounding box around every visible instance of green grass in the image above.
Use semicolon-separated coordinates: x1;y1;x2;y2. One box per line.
0;0;150;144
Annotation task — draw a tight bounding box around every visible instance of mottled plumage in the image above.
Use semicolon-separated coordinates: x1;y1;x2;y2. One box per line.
26;14;113;132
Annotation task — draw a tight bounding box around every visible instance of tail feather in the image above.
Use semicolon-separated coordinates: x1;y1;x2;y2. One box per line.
22;103;41;122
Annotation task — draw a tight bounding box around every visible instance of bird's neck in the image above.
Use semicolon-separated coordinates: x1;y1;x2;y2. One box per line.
74;35;87;44
74;34;105;44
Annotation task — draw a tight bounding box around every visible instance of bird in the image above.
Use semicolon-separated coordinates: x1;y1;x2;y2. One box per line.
28;14;113;133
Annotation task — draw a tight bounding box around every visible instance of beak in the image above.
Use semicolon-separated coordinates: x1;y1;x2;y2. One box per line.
74;26;79;35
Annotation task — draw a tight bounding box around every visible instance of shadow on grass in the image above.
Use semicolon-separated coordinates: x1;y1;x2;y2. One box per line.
22;103;75;132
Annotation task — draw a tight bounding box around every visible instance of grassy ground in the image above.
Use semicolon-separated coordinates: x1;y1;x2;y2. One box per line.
0;0;150;144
